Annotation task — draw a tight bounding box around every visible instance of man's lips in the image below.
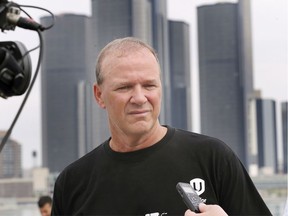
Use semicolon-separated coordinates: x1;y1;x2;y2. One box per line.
128;110;150;115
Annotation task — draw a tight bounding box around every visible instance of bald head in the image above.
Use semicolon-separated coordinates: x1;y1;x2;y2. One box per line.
95;37;160;85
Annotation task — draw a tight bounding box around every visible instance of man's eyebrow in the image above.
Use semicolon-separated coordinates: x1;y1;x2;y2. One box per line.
115;78;158;84
113;81;131;86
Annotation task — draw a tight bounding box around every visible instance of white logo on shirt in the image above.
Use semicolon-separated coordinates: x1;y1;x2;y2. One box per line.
145;213;167;216
190;178;205;195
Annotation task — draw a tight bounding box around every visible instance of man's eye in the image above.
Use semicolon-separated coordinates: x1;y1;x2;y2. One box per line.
145;85;156;89
117;86;130;91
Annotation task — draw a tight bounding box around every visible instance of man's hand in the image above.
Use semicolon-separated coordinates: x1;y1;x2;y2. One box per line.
184;203;228;216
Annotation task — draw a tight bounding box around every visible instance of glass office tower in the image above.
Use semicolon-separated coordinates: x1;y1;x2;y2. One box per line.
255;99;278;174
197;2;254;166
40;14;92;172
169;20;192;131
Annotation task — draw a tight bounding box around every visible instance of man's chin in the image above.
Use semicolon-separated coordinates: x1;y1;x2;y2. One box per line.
127;122;153;133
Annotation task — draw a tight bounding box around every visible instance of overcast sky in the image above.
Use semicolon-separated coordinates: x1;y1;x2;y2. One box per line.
0;0;287;169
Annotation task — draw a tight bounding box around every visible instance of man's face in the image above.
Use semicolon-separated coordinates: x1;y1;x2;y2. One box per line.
94;48;162;137
39;203;52;216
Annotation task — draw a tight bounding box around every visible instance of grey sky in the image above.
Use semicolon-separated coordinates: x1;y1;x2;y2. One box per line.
0;0;287;168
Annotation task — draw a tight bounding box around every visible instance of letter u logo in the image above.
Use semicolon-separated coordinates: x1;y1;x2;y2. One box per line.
190;178;205;195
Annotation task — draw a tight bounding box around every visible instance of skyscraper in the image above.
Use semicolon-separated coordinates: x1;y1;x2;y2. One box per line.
40;14;92;172
281;101;288;173
255;99;278;174
168;20;192;131
150;0;171;125
197;2;254;166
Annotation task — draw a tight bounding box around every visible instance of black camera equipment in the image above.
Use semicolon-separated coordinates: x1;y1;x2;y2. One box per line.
0;0;54;152
0;41;31;98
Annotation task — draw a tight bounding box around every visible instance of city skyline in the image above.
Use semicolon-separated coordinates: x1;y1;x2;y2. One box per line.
0;0;287;169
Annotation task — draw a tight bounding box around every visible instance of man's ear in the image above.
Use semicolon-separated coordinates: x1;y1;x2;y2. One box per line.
93;83;106;109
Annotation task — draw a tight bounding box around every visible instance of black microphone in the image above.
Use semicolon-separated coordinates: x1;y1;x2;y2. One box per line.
6;6;44;31
13;16;44;31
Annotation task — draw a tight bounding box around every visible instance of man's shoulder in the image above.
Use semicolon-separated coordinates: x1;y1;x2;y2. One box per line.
173;127;226;144
71;144;103;167
56;143;106;182
170;127;233;154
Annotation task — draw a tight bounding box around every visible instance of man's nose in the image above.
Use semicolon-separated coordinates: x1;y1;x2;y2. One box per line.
130;86;147;105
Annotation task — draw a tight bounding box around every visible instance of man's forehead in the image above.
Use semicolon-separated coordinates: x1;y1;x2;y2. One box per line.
107;47;152;59
102;48;157;70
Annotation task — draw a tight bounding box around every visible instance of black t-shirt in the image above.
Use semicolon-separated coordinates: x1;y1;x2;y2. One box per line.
52;126;271;215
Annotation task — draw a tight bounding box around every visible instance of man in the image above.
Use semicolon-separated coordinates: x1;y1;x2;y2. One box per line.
51;37;271;215
38;195;52;216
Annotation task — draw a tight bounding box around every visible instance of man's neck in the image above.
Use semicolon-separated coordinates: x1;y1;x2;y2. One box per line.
109;125;167;152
